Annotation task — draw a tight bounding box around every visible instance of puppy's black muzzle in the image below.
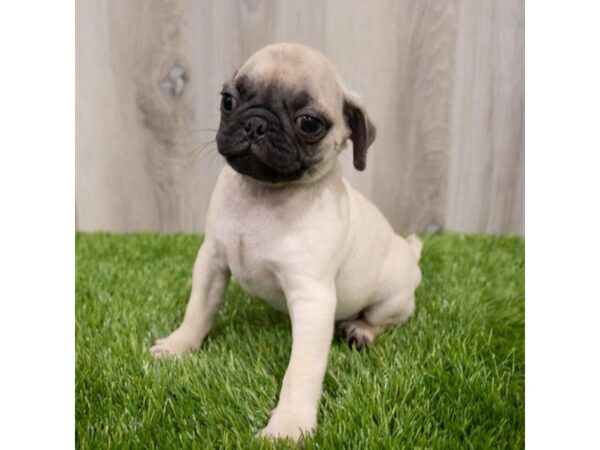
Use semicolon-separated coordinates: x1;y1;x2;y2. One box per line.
217;107;305;183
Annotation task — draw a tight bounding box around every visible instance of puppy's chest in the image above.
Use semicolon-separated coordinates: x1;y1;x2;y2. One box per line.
213;217;288;309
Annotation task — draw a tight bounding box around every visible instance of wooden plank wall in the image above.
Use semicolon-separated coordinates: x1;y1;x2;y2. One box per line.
76;0;524;235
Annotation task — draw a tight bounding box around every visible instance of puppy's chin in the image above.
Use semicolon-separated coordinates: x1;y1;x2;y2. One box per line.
224;151;305;184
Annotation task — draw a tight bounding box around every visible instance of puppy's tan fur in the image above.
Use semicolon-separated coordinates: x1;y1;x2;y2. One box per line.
151;43;422;441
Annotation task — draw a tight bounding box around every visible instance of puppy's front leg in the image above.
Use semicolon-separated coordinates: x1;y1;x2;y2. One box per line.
260;281;336;441
151;239;229;358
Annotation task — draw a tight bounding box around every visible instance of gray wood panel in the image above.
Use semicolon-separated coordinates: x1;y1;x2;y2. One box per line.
76;0;524;235
445;0;525;234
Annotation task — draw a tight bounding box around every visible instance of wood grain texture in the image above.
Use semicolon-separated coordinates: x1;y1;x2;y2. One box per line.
77;0;200;232
445;0;525;234
76;0;524;235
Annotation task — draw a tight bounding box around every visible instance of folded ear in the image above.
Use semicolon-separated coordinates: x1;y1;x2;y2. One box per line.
343;95;376;171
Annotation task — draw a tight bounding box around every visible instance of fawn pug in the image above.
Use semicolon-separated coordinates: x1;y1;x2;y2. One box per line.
151;43;422;441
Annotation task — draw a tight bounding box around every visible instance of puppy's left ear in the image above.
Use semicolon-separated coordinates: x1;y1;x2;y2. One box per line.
344;94;376;171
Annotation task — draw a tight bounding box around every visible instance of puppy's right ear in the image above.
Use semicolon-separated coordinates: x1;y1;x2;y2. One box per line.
343;94;376;171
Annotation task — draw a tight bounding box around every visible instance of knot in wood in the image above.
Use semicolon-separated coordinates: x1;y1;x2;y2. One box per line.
160;64;186;97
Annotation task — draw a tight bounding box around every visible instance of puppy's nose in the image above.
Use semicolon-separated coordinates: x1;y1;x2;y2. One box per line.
244;117;268;140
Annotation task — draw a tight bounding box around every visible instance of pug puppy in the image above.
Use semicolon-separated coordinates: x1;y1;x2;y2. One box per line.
151;43;423;441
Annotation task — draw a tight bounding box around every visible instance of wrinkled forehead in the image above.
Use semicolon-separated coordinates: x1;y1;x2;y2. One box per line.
235;45;344;113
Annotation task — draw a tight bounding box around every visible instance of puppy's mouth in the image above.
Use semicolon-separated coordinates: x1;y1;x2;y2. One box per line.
220;143;304;183
225;141;253;158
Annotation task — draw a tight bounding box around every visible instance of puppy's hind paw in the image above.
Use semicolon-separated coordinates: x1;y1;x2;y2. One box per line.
337;319;381;350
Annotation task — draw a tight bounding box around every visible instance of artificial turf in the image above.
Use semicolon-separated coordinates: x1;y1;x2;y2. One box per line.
75;232;524;449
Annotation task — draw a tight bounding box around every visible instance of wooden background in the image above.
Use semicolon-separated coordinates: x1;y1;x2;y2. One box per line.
76;0;524;235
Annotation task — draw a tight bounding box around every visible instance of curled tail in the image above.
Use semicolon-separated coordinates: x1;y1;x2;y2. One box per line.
406;234;423;261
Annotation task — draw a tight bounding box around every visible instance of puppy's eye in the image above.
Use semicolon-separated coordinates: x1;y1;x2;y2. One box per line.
221;93;237;112
296;115;324;134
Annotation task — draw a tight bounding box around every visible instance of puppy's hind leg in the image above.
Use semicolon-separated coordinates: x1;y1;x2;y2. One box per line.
339;236;422;350
362;292;416;331
338;292;416;350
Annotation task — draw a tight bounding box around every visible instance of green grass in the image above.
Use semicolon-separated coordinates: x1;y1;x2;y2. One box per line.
76;232;524;449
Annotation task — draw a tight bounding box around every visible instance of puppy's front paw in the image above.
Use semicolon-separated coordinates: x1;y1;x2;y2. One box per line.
150;326;201;359
258;407;316;442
